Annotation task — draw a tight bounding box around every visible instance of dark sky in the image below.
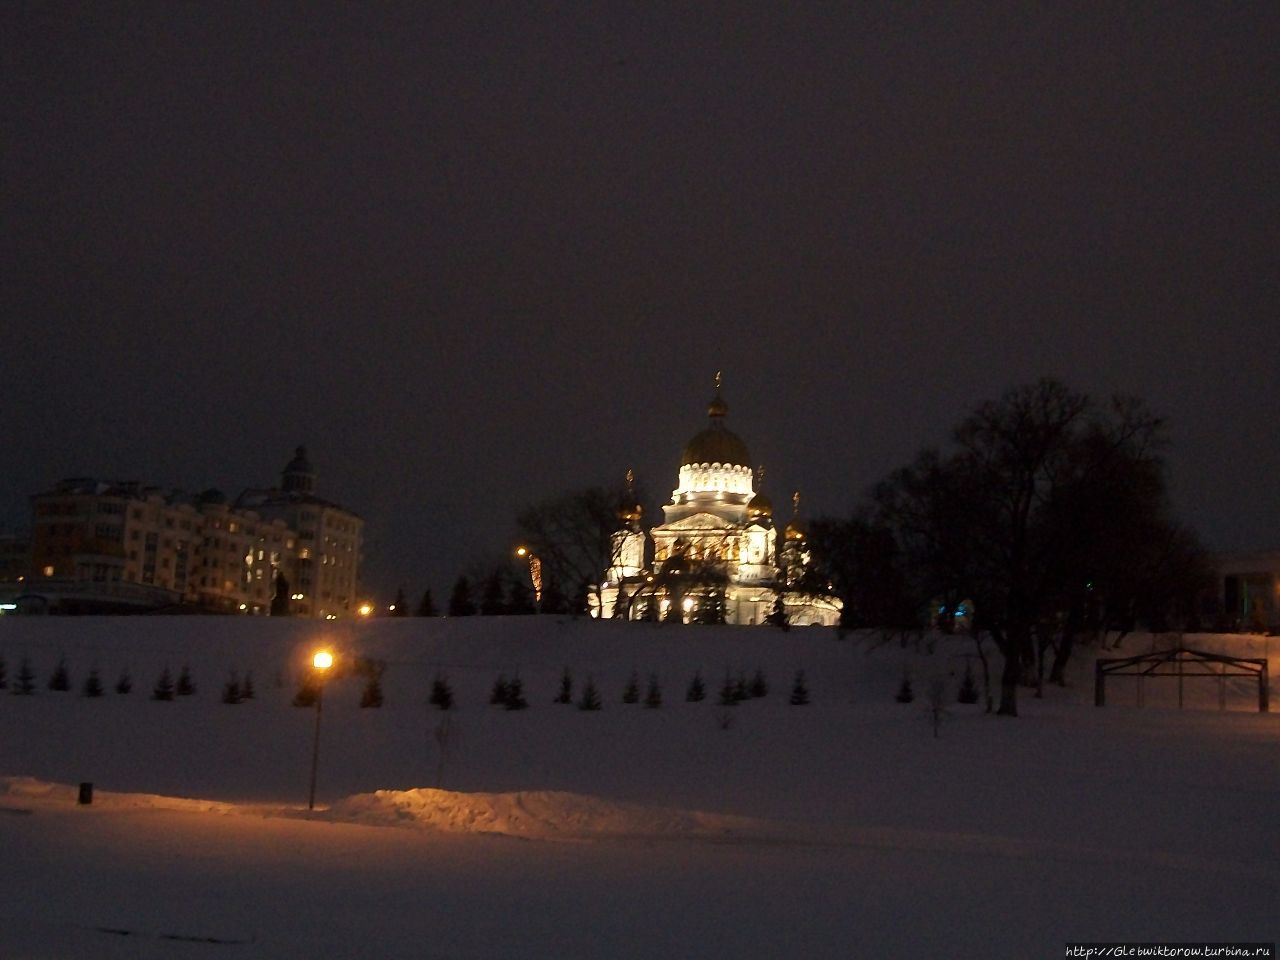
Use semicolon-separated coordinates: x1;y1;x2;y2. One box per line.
3;3;1277;600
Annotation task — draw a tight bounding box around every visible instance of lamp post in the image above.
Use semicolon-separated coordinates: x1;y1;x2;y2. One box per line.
515;546;543;613
307;649;334;811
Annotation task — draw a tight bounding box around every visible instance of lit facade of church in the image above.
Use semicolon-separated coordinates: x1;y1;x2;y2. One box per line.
590;382;842;627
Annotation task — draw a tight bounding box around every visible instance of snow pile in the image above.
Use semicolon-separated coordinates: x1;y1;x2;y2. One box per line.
325;786;765;841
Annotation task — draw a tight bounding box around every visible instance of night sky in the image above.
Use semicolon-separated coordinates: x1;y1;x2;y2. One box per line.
3;3;1276;601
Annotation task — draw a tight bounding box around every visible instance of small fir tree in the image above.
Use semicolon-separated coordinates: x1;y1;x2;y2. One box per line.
479;571;507;616
152;667;175;702
360;673;384;708
391;585;408;617
115;669;133;695
507;580;535;615
429;673;455;710
767;594;790;631
733;672;750;703
241;670;256;700
489;673;511;706
81;666;103;698
416;589;438;617
685;669;706;702
48;656;71;692
749;668;769;699
504;674;528;710
554;667;573;704
789;670;810;706
176;665;196;696
577;675;602;711
222;672;243;704
718;670;738;707
15;656;36;695
621;669;640;704
957;663;980;704
448;576;477;617
644;673;662;709
895;671;915;704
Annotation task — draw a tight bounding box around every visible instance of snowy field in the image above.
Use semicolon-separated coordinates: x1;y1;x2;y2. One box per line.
1;616;1276;958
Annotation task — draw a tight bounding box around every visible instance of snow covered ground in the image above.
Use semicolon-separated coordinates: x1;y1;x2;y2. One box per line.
0;616;1276;958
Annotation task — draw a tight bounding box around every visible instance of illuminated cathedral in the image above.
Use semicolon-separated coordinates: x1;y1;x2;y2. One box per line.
590;378;842;626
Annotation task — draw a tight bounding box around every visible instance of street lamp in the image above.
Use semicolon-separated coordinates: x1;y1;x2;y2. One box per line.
515;546;543;612
307;649;334;811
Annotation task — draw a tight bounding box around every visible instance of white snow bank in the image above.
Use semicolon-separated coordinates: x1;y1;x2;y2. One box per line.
324;786;765;840
0;775;765;842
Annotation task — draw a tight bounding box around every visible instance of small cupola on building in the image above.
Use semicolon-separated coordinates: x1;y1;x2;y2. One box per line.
282;445;315;494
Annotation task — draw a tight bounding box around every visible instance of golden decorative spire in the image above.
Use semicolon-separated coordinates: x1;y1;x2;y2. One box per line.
792;490;801;516
756;464;766;484
625;467;634;491
714;370;722;392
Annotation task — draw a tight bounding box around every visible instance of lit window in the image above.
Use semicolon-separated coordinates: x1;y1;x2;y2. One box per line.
42;565;55;577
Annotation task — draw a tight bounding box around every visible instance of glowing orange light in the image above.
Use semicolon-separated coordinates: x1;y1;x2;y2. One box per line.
312;650;334;672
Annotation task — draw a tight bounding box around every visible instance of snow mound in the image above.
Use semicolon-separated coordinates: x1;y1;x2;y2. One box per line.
325;787;766;841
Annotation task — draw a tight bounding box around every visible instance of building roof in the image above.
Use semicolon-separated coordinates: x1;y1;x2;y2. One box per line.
680;388;751;467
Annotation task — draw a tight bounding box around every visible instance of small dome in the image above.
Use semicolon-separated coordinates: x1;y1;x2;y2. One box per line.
284;445;312;476
747;492;773;519
785;518;807;540
619;501;643;523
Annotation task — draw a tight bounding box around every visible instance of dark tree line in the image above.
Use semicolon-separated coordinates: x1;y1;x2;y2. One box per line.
808;379;1212;717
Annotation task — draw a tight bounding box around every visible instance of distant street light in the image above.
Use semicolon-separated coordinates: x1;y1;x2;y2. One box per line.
307;649;335;811
357;602;374;618
515;546;543;612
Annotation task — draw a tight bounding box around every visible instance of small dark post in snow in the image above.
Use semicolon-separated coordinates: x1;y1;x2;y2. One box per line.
78;782;93;805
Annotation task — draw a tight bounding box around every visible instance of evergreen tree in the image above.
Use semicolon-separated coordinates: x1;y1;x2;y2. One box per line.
577;675;602;711
360;673;384;708
48;656;71;692
718;670;738;707
644;673;662;709
698;587;727;625
895;671;915;704
733;672;750;703
507;580;535;615
241;670;255;700
15;656;36;695
176;665;196;696
621;669;640;704
222;672;243;704
416;589;438;617
429;673;455;710
505;674;528;710
479;571;507;616
152;667;175;701
539;574;569;615
391;585;408;617
448;576;477;617
81;666;103;698
685;669;706;702
767;594;790;631
115;669;132;695
0;652;6;689
789;670;810;706
554;667;573;704
489;673;510;706
749;668;769;699
957;663;980;704
270;571;291;617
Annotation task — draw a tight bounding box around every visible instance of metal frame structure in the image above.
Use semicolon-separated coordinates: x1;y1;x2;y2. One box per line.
1094;646;1269;712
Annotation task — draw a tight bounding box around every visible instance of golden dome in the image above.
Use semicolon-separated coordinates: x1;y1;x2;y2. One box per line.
681;379;750;467
619;501;643;523
747;492;773;519
785;520;807;540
